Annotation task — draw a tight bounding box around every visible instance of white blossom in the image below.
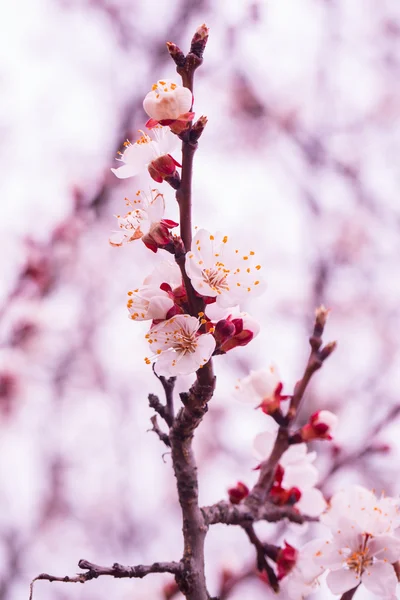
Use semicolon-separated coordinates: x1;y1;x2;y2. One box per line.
185;229;265;307
321;485;400;537
314;517;400;598
143;79;192;121
145;315;215;377
143;253;182;289
111;126;179;180
127;286;174;322
235;365;280;405
284;539;325;600
109;189;165;247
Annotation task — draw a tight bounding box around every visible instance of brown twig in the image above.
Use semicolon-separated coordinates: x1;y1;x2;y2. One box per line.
29;560;182;599
243;525;279;592
202;499;311;527
150;415;171;447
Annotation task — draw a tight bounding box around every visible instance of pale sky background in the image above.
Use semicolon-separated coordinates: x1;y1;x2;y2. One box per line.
1;0;400;599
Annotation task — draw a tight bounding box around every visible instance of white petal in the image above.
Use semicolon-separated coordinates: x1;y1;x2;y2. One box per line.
362;561;398;597
253;423;279;460
296;488;327;517
146;296;174;320
283;464;319;490
111;164;139;179
154;126;180;155
368;534;400;563
326;568;360;594
204;303;239;321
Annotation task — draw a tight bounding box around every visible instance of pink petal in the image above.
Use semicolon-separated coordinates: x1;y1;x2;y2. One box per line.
326;568;360;594
362;560;398;597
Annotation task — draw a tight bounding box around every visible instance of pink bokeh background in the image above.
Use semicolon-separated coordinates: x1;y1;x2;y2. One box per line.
1;0;400;598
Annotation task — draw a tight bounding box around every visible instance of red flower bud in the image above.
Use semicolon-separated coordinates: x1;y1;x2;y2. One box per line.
142;219;178;253
228;481;249;504
148;154;182;188
276;541;298;580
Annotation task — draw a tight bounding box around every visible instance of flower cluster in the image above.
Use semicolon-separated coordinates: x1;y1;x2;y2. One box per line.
109;78;264;376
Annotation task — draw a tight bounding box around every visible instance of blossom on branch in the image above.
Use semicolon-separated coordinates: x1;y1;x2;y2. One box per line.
185;229;265;307
321;485;400;536
111;126;181;185
235;365;286;415
282;540;325;599
143;79;194;134
127;286;175;322
254;438;326;517
206;306;260;353
297;410;338;441
109;189;178;251
145;314;215;376
314;517;400;598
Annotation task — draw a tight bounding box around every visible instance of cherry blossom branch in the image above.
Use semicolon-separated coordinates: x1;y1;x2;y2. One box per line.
29;559;182;600
288;305;336;419
246;307;335;509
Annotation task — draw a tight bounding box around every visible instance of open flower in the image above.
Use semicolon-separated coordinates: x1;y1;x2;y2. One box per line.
185;229;265;307
314;517;400;598
127;286;174;322
111;126;180;184
321;485;400;536
109;189;178;251
283;540;325;599
235;365;285;415
143;79;194;133
145;314;216;377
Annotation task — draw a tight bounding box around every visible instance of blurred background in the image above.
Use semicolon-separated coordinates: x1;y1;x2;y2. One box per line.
1;0;400;598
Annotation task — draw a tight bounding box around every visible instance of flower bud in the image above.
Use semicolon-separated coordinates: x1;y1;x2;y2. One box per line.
148;154;181;187
142;219;178;253
276;542;298;580
228;481;249;504
190;23;209;58
299;410;338;441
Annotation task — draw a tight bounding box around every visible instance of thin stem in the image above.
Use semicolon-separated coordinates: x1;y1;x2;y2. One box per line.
176;139;197;252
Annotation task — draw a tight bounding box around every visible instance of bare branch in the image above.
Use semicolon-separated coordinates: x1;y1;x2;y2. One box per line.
30;560;182;599
150;415;171;447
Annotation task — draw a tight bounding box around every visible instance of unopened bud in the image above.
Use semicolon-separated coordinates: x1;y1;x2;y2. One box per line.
276;542;298;580
148;154;181;186
190;23;209;58
228;481;249;504
299;410;338;442
166;42;186;67
190;115;208;143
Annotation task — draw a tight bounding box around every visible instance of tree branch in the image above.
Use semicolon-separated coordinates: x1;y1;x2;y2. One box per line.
30;560;182;599
243;525;279;592
246;307;335;510
202;500;310;527
150;415;171;447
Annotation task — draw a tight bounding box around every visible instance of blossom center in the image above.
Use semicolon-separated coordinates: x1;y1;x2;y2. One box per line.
172;329;198;354
202;267;229;293
345;540;373;575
